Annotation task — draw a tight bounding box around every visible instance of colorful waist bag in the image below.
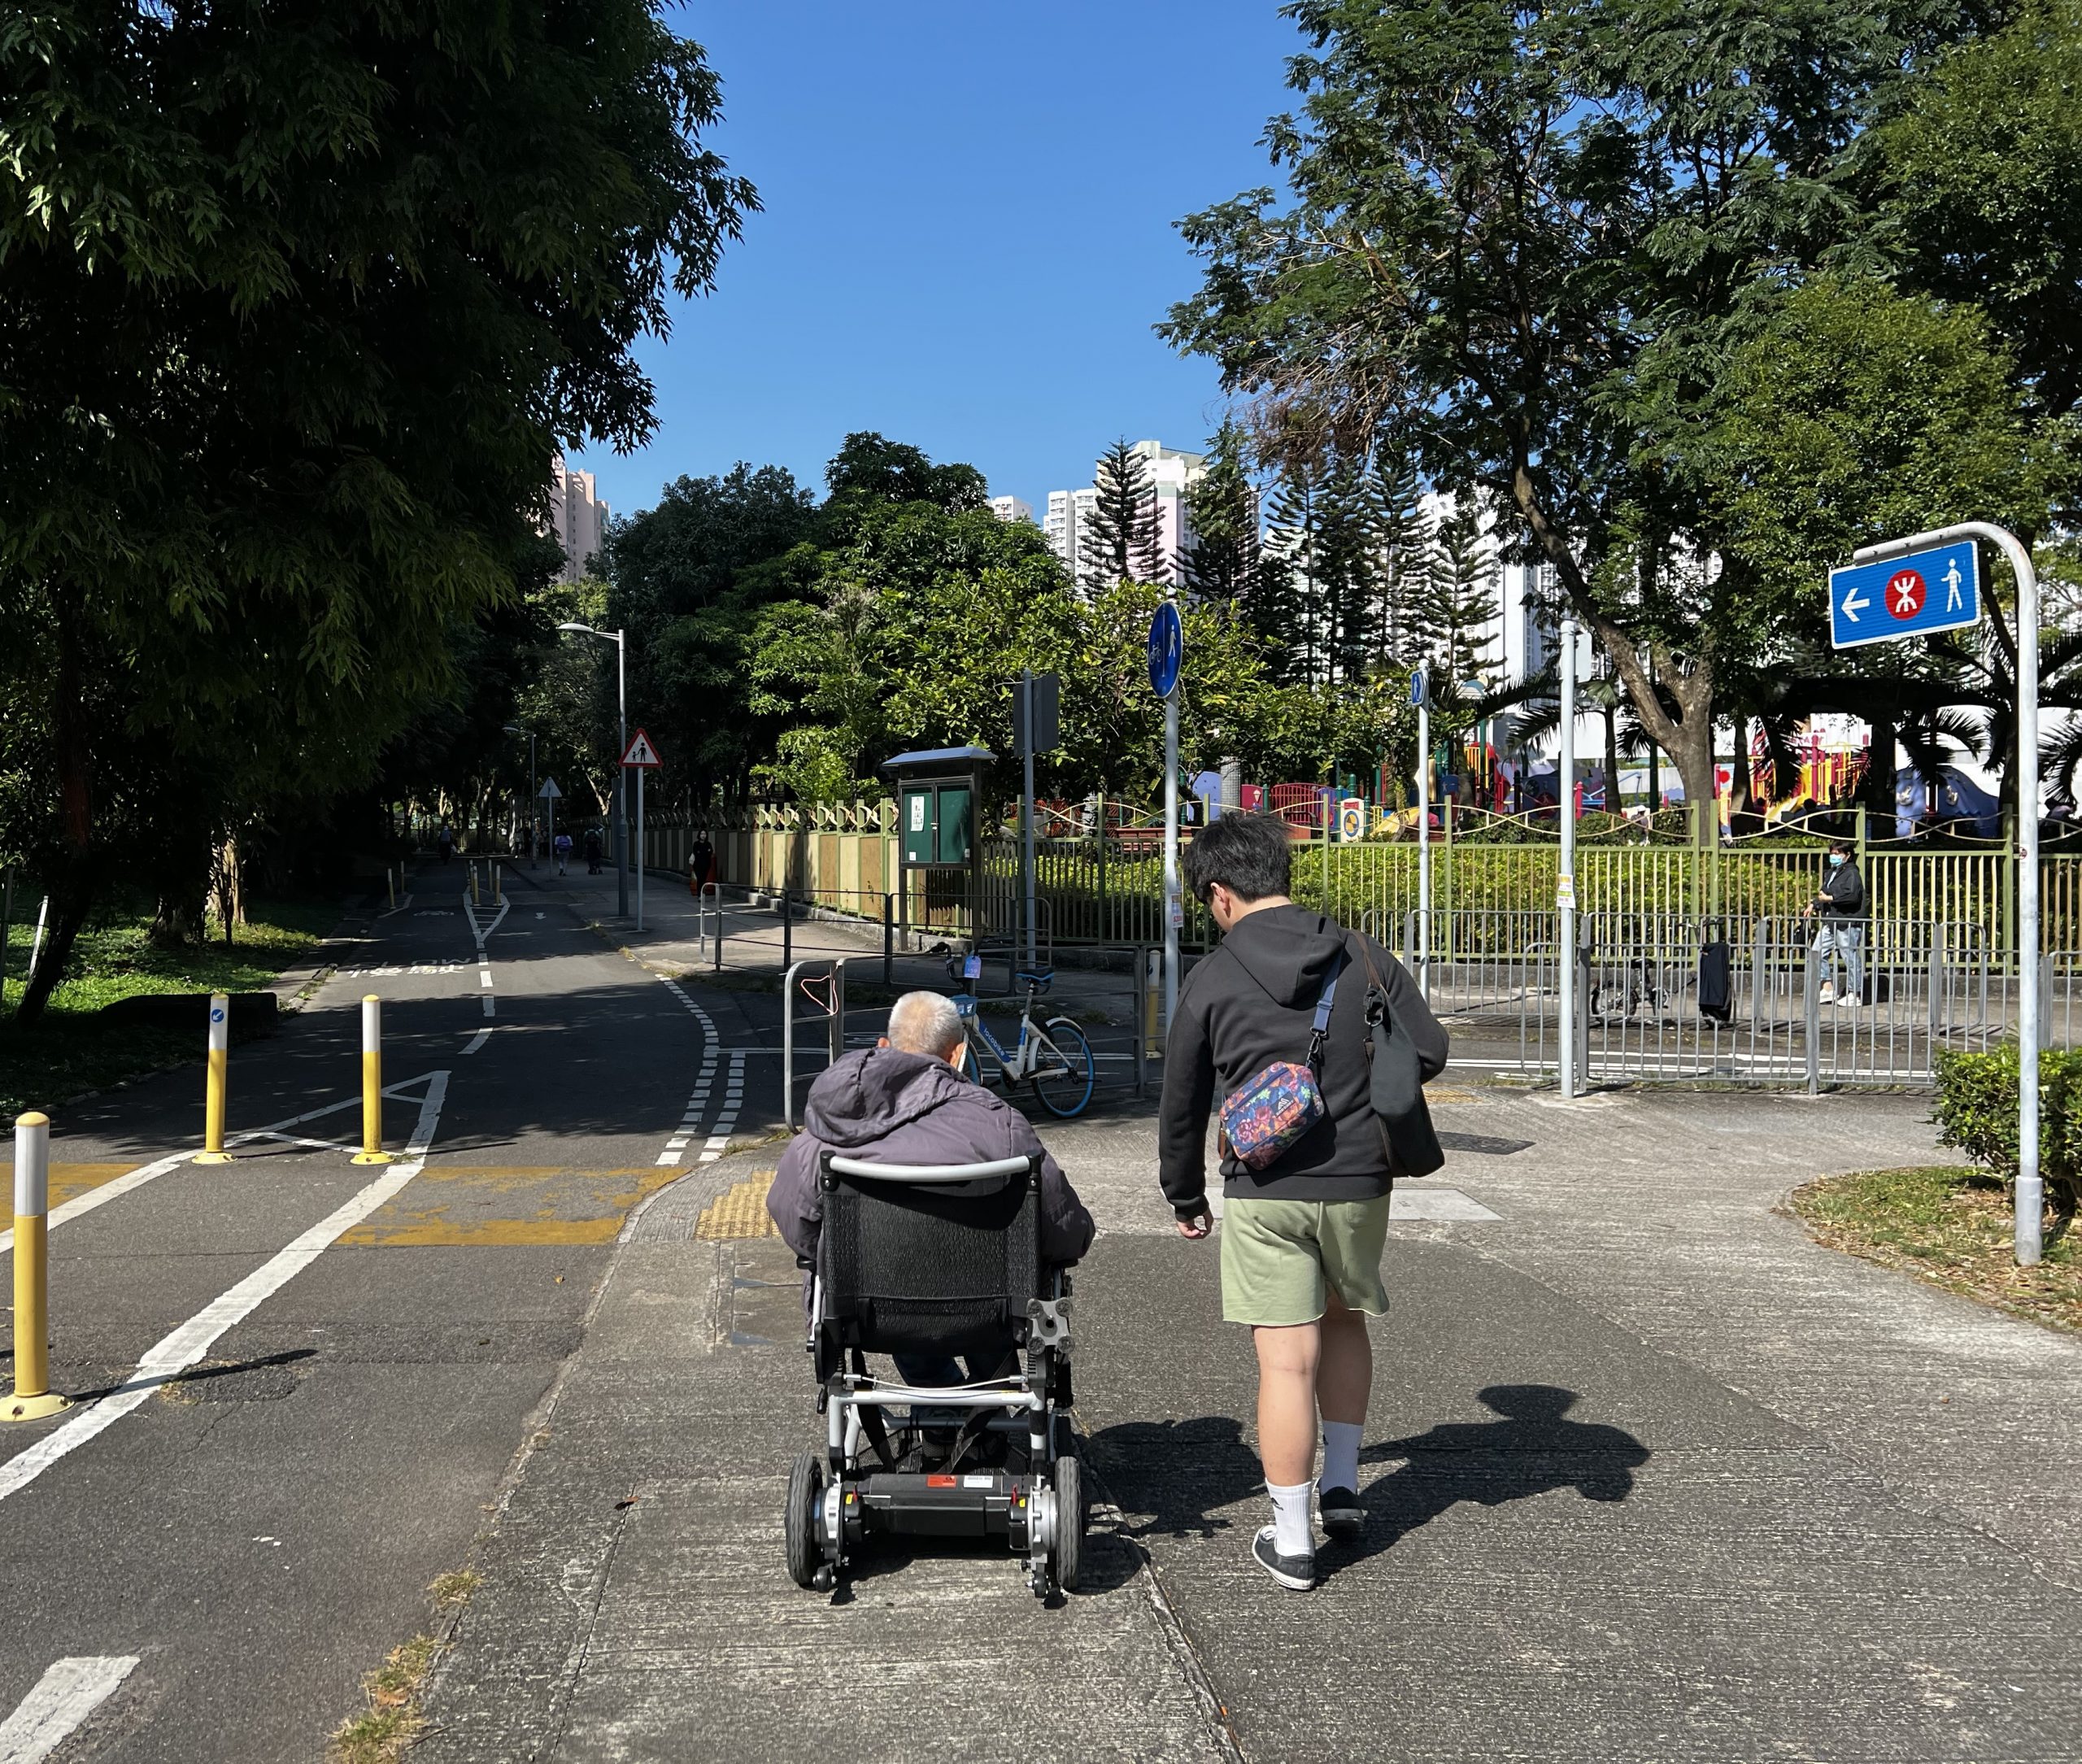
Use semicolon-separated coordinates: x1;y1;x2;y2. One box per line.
1219;953;1344;1171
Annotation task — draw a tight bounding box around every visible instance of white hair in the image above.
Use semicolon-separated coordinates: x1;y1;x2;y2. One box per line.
888;991;965;1056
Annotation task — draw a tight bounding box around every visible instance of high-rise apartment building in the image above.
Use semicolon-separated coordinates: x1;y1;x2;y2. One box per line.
988;494;1035;525
1043;488;1097;581
547;456;609;583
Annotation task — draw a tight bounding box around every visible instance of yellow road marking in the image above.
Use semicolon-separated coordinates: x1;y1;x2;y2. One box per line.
338;1165;683;1248
44;1165;142;1209
695;1170;779;1240
1428;1087;1479;1104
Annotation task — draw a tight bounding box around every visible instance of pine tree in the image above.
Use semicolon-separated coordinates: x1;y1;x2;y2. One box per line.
1314;459;1374;683
1082;438;1167;590
1182;421;1261;608
1266;469;1326;685
1366;446;1429;669
1419;498;1501;691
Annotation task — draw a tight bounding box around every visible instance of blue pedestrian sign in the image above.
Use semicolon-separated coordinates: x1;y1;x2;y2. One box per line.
1828;539;1980;650
1148;601;1183;699
1409;667;1428;709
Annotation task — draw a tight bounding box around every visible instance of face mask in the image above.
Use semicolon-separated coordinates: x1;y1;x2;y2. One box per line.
1828;854;1844;868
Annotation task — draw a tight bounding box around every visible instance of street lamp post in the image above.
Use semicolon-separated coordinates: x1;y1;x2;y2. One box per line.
503;725;536;867
556;622;628;919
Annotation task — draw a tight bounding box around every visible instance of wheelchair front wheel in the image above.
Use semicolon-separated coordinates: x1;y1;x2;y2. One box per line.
784;1449;825;1589
1030;1018;1095;1118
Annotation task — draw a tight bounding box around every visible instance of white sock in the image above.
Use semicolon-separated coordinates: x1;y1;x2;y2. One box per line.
1320;1420;1362;1492
1266;1479;1313;1557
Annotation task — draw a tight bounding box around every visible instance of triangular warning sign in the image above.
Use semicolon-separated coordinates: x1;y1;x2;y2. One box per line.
621;729;662;768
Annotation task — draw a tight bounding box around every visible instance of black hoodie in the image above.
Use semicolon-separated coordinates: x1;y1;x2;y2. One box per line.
767;1047;1095;1268
1158;904;1449;1213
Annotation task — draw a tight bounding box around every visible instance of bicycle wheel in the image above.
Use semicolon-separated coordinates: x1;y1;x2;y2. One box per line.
959;1039;985;1087
1030;1018;1095;1118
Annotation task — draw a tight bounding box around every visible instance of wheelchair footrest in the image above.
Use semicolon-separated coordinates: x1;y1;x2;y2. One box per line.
854;1470;1036;1540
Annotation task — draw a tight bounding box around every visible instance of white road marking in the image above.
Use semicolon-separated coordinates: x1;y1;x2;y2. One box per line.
0;1655;140;1762
0;1074;443;1254
1390;1187;1501;1222
700;1050;749;1165
377;893;416;918
481;994;495;1019
0;1078;449;1509
461;1029;492;1056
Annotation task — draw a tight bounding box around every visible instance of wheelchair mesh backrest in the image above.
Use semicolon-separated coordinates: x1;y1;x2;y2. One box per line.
818;1159;1040;1361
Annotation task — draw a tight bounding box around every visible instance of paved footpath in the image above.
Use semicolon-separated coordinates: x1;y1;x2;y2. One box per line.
3;863;2080;1760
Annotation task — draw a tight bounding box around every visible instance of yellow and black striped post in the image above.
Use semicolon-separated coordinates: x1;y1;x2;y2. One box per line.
7;1112;70;1421
194;992;233;1164
353;994;391;1165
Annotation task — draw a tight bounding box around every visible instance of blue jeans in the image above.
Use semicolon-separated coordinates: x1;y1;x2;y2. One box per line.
1812;923;1864;1001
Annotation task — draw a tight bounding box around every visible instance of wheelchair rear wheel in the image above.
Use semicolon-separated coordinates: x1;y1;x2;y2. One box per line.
785;1449;825;1589
1050;1453;1084;1592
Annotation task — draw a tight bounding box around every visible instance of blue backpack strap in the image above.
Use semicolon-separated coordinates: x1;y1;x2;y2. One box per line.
1306;952;1346;1074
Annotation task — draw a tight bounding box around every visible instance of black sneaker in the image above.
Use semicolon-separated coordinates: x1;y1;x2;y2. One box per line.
1252;1525;1316;1591
1318;1485;1362;1540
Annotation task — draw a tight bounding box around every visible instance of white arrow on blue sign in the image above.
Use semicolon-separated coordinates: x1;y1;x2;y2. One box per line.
1828;539;1980;650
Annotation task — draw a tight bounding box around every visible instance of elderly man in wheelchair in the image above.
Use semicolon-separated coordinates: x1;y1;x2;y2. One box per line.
765;991;1095;1596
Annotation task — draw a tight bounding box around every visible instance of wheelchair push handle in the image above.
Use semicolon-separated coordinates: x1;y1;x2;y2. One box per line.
825;1152;1039;1186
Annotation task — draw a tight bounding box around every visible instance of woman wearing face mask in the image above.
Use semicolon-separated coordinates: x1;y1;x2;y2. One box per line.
1803;837;1866;1006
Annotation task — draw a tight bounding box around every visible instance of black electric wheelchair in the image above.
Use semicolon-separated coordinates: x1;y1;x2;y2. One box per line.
783;1148;1085;1599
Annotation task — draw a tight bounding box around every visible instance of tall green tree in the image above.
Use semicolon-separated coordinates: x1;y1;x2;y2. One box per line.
1082;439;1166;590
1366;447;1431;671
0;2;755;1019
1418;500;1501;693
1162;0;1987;811
1183;422;1263;608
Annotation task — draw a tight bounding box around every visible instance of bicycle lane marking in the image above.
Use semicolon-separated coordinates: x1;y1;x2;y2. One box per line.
0;1074;450;1509
460;891;509;1020
653;976;732;1165
0;1655;140;1762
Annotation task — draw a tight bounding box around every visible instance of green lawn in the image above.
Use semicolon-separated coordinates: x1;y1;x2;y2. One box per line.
1788;1165;2081;1334
1;896;340;1119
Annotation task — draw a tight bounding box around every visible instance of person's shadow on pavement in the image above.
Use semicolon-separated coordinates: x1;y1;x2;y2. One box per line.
1085;1416;1264;1543
1327;1384;1649;1580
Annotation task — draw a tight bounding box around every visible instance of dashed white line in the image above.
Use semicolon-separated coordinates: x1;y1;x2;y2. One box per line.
461;1029;492;1056
653;976;734;1167
0;1077;449;1508
0;1655;140;1762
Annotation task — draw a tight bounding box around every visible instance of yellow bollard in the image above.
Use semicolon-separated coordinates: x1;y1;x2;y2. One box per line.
353;994;391;1165
470;862;480;906
494;862;503;905
7;1113;71;1420
194;992;232;1164
386;867;396;912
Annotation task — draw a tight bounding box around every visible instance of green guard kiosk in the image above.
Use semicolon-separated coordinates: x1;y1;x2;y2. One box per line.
884;746;992;944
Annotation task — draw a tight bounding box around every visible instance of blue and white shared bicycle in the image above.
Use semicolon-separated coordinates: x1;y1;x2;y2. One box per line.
945;956;1095;1119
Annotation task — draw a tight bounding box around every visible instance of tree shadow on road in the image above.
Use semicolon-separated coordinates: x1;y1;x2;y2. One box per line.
1324;1383;1649;1582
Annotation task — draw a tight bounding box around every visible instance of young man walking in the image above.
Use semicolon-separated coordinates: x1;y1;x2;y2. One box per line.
1159;812;1448;1590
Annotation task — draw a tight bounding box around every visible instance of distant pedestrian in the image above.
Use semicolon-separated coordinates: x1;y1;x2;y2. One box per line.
1805;835;1866;1006
436;822;454;865
690;834;714;899
553;830;573;876
1158;812;1448;1592
583;827;603;875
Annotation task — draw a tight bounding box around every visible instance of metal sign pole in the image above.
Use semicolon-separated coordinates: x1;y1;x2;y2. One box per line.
1416;673;1431;996
1164;687;1180;1030
1849;522;2039;1263
635;762;646;934
1021;669;1038;966
1559;616;1579;1100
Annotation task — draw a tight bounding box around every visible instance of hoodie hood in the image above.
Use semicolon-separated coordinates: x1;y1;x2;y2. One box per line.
802;1046;973;1149
1222;904;1348;1007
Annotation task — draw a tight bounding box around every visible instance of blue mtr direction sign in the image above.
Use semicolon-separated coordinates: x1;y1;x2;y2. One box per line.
1829;538;1980;650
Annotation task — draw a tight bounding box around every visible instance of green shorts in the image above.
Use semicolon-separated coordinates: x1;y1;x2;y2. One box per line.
1219;1195;1393;1327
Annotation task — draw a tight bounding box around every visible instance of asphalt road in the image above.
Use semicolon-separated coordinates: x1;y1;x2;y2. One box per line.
0;865;781;1761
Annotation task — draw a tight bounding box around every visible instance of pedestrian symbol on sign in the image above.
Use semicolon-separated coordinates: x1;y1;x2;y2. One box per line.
1943;558;1965;612
1888;568;1927;621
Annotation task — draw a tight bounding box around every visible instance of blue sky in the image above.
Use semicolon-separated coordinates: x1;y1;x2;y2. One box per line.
565;2;1302;521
